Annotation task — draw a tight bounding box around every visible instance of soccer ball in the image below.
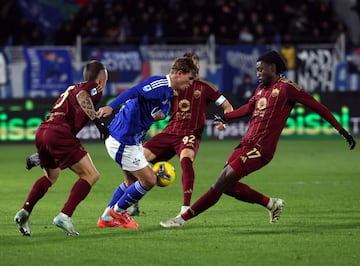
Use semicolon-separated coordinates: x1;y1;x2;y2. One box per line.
153;161;176;187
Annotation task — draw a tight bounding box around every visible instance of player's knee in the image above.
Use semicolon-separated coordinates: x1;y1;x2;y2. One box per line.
140;174;157;189
83;171;99;186
180;149;195;161
143;179;157;189
91;172;100;184
213;166;239;192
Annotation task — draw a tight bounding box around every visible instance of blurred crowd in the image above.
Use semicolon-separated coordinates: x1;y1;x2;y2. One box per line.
0;0;351;46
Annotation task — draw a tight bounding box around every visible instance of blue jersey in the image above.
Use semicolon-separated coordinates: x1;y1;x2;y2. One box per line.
108;75;173;145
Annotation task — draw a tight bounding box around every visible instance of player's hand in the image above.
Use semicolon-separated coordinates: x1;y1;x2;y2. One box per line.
151;107;165;121
339;128;356;150
214;114;227;123
214;114;227;131
96;106;113;118
93;118;109;140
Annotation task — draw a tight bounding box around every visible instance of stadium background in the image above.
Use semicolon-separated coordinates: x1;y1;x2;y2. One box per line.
1;0;360;143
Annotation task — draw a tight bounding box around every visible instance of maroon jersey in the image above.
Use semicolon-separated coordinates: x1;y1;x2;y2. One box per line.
225;77;343;161
42;81;102;135
162;79;222;137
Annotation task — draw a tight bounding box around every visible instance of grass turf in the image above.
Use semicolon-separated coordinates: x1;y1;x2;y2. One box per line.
0;139;359;266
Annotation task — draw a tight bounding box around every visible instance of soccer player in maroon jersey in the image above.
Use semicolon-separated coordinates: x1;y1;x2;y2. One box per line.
160;50;356;228
14;60;109;236
142;51;234;215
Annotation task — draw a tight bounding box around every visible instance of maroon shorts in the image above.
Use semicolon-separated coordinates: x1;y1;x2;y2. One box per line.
143;132;201;163
35;124;87;169
227;143;271;179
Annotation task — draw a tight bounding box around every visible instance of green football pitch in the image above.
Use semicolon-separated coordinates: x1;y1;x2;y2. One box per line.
1;139;359;266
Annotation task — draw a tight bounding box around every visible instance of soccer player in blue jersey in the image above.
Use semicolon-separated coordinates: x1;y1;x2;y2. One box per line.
96;57;198;228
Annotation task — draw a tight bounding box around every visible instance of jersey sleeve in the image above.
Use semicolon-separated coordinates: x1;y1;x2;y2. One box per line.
79;81;103;104
79;81;98;94
137;76;169;99
224;88;257;120
286;83;343;131
198;79;223;104
108;86;139;110
224;101;254;120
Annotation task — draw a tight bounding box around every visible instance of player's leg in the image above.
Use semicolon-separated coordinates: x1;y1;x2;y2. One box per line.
14;167;58;236
15;129;59;236
225;182;270;205
176;135;200;214
98;172;137;227
123;145;157;217
160;144;284;227
110;167;156;229
224;182;285;223
111;176;142;229
224;147;285;223
179;149;195;214
131;133;175;215
106;142;151;228
160;165;238;228
53;153;99;236
98;182;128;227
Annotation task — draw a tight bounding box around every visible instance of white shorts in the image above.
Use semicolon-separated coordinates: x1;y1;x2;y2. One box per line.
105;135;148;171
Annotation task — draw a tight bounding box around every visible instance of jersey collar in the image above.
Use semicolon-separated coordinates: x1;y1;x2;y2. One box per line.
166;74;171;88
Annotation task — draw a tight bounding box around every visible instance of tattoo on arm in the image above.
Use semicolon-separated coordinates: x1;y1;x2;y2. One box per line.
76;90;96;120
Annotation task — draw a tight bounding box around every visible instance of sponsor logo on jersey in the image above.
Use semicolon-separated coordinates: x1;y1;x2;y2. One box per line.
179;99;190;112
90;88;98;96
142;85;152;92
194;90;201;99
271;88;280;97
257;97;267;110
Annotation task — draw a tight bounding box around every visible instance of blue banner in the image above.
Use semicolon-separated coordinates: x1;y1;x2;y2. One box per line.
219;46;268;93
23;48;73;97
83;47;145;95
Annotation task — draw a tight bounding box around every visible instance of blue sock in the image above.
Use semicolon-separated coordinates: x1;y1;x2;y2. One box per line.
116;181;148;210
107;182;127;207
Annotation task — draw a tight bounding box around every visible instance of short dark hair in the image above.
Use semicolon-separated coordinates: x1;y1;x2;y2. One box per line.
257;51;287;74
83;60;106;81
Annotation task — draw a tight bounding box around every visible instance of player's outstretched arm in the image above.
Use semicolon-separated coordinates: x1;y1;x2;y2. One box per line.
339;128;356;150
221;100;234;113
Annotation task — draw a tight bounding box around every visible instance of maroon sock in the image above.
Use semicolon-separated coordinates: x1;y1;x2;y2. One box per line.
22;176;52;214
225;182;270;207
61;178;91;217
181;187;222;221
181;157;195;206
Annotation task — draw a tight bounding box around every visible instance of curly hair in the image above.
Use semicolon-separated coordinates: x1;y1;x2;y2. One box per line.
257;51;287;74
